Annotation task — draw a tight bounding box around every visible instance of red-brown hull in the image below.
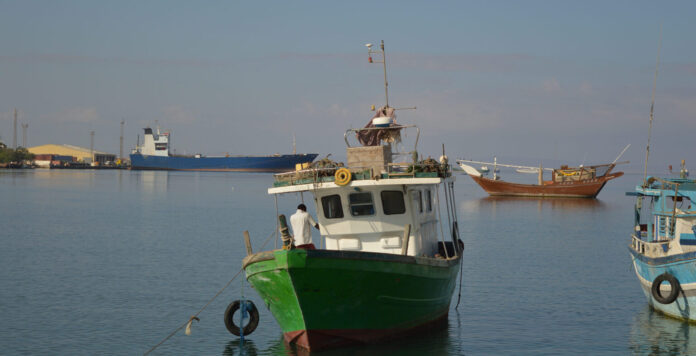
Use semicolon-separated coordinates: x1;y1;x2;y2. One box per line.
470;172;623;198
282;310;449;351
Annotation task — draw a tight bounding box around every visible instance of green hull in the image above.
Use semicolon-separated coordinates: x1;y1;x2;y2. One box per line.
243;248;461;350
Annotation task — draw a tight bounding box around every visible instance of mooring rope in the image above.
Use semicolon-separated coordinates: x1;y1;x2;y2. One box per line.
143;229;276;355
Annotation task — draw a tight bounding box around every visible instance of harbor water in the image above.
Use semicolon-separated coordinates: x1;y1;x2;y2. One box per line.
1;169;693;355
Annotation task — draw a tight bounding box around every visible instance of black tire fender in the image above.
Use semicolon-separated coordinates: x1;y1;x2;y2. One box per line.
224;300;259;336
651;272;681;304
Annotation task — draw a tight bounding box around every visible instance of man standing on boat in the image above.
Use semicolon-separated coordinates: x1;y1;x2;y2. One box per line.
290;204;320;249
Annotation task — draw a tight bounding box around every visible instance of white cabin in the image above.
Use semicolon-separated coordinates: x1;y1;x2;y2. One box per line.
133;127;170;156
269;177;453;257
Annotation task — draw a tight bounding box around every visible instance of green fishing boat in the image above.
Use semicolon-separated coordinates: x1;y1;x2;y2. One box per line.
241;41;464;351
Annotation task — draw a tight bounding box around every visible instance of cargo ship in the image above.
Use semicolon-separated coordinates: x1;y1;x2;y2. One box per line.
129;127;318;172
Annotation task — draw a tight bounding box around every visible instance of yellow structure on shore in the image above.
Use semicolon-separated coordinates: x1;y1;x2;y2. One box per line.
28;144;116;165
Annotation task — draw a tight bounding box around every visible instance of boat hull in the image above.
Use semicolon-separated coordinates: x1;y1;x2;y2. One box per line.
243;249;461;351
469;172;623;198
629;248;696;321
129;153;318;172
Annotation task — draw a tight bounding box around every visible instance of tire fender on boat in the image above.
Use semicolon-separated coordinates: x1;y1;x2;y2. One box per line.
224;300;259;336
335;168;352;186
651;273;681;304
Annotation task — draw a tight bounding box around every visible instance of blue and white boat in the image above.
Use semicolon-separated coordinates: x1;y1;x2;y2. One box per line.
130;127;318;172
627;162;696;321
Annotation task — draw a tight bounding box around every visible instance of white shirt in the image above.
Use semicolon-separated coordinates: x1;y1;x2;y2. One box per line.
290;209;317;246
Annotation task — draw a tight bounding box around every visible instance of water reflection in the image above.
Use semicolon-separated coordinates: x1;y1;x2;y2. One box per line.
461;195;606;215
229;320;461;356
629;306;696;355
222;339;261;356
137;170;169;195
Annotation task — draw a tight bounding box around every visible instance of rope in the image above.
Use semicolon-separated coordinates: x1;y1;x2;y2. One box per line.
143;229;276;355
450;180;465;310
435;187;450;259
443;179;453;250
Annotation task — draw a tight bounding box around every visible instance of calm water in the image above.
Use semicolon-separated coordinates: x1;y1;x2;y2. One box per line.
1;169;693;355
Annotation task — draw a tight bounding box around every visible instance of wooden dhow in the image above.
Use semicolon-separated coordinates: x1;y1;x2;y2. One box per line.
457;147;628;198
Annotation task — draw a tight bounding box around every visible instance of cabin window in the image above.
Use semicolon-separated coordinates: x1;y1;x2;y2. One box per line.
349;192;374;216
381;191;405;215
321;195;344;219
155;143;167;150
425;189;432;212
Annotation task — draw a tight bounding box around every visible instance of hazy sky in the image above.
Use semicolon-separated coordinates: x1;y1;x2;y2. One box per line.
1;1;694;173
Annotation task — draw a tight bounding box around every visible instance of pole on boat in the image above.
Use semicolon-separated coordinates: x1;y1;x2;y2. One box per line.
493;156;498;180
381;40;388;107
643;25;661;185
366;40;389;107
279;215;294;249
243;231;253;256
401;224;411;256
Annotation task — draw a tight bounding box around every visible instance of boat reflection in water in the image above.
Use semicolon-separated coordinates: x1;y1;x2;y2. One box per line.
224;321;458;356
460;195;606;216
629;306;696;355
137;170;169;196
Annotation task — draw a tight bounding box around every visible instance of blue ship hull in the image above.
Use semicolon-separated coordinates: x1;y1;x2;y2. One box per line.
629;248;696;321
129;153;318;172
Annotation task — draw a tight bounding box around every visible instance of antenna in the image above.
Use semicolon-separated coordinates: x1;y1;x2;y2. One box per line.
366;40;389;107
90;131;95;164
21;123;28;148
13;108;17;149
643;25;662;184
120;119;125;161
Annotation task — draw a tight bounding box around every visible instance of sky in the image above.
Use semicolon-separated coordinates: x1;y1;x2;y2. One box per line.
1;0;695;174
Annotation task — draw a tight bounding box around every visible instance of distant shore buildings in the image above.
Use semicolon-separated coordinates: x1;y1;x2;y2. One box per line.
28;144;117;167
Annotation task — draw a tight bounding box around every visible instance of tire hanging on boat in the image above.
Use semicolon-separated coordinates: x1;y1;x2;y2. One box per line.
224;300;259;336
334;168;352;186
651;272;681;304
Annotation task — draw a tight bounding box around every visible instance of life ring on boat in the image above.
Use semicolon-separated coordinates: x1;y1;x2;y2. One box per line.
224;300;259;336
334;168;352;186
651;273;681;304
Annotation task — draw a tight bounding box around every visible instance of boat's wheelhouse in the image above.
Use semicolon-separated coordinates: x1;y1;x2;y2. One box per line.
269;175;456;258
628;177;696;258
268;123;460;259
315;182;442;256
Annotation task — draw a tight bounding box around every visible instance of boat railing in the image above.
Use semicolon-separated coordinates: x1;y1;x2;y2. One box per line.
386;160;451;178
272;161;451;187
631;233;671;257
